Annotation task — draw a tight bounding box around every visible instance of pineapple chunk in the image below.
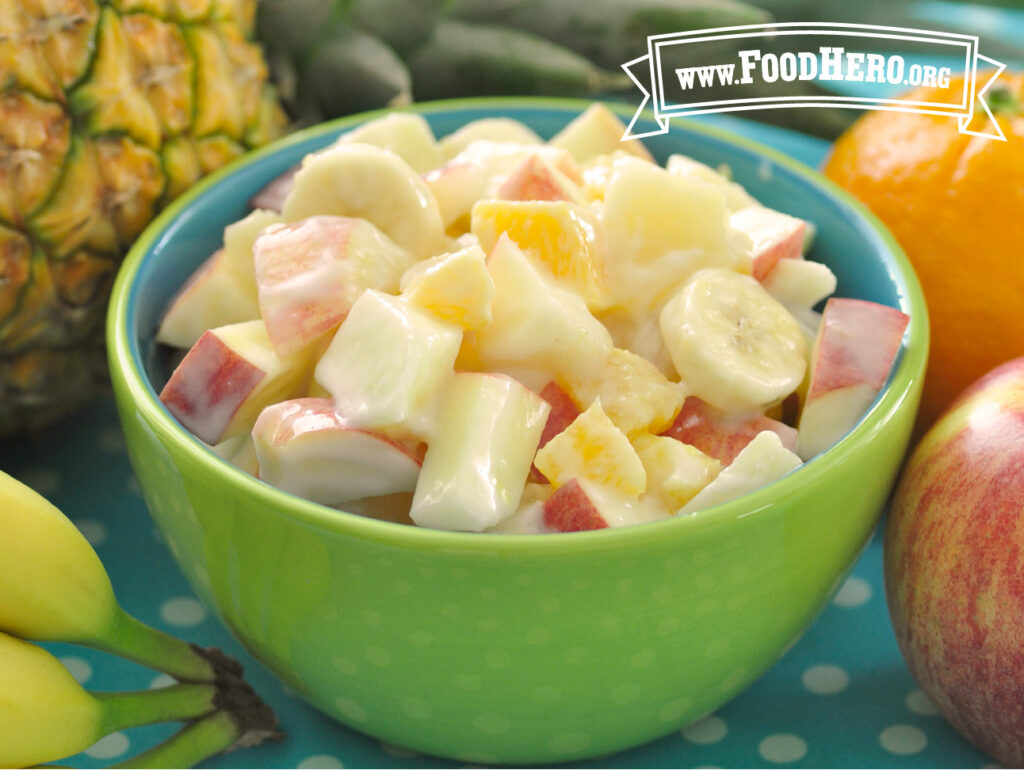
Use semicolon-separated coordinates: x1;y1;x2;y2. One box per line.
399;243;494;330
410;372;550;532
666;154;758;212
632;433;721;512
601;157;737;316
548;103;654;164
471;199;610;311
562;347;686;435
438;118;543;161
534;400;646;496
469;235;613;389
314;289;462;441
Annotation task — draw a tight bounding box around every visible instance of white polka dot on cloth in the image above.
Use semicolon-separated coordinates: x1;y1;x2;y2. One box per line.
802;664;850;695
85;732;130;760
833;576;872;607
18;467;62;498
149;673;176;689
60;656;92;684
906;689;941;716
759;733;808;764
297;754;345;768
880;724;927;755
682;715;728;745
159;597;207;627
74;518;108;547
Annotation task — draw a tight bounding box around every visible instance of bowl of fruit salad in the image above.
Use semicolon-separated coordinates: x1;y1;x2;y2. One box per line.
107;98;927;764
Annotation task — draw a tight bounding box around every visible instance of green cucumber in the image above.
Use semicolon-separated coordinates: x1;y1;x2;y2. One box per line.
446;0;774;70
405;19;629;101
300;26;412;120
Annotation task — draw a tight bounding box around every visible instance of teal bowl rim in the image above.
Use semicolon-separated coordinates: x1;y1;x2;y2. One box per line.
107;96;929;554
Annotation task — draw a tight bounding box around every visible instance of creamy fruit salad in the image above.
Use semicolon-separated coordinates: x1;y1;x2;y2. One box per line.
156;104;910;534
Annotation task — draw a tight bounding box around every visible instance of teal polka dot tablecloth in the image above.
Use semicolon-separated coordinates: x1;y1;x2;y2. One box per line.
0;116;995;769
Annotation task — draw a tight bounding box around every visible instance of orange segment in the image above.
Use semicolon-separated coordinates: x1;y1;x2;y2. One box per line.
471;199;611;311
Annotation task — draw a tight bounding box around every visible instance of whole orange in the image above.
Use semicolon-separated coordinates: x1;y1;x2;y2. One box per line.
823;72;1024;434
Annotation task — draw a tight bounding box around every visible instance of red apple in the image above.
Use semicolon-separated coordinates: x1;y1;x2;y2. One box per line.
661;395;797;466
884;356;1024;767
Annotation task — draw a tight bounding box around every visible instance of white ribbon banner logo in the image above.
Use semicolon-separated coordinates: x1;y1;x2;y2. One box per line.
623;22;1007;141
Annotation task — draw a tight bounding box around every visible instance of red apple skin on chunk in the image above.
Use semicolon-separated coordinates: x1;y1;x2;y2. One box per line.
796;297;910;459
496;155;578;203
661;395;797;465
529;382;582;482
884;357;1024;768
253;216;360;356
542;479;610;532
808;298;910;397
729;207;806;281
252;398;422;506
160;331;266;445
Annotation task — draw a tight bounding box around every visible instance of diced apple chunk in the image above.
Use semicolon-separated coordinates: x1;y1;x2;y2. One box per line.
439;117;543;161
563;347;686;435
331;112;441;173
796;298;910;459
661;395;798;466
253;216;416;356
252;398;422;505
633;433;721;512
678;430;803;514
314;289;462;441
472;199;610;311
666;154;758;211
424;141;581;232
761;257;837;310
221;208;284;282
410;372;550;532
533;400;646;496
282;142;445;259
399;242;494;330
160;320;310;445
211;432;260;476
548;102;654;164
729;206;806;281
157;249;261;349
542;478;666;532
469;235;613;387
495;154;583;203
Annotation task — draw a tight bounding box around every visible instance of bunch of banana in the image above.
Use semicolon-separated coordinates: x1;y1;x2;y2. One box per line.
0;469;281;768
254;0;845;138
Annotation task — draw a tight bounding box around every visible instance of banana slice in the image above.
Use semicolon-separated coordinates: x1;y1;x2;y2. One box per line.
659;267;807;413
282;142;445;259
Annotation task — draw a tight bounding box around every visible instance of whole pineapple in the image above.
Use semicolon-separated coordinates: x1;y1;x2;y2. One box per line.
0;0;287;437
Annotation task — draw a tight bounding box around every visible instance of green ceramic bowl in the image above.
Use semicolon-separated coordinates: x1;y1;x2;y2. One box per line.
107;98;927;765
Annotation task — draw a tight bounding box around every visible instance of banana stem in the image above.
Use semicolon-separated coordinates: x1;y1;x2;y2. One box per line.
94;683;217;736
108;710;240;769
94;609;216;683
